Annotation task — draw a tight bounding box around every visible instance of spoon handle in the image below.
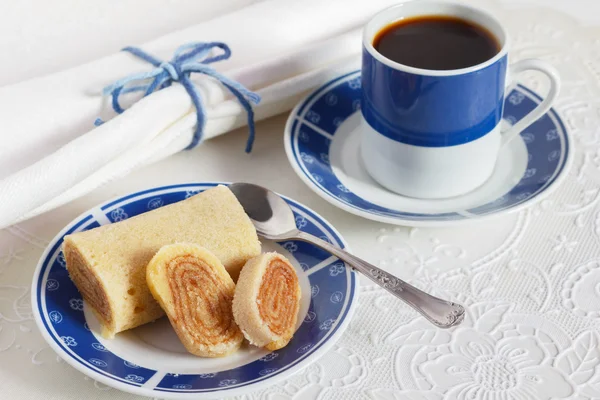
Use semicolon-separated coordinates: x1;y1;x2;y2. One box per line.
293;231;465;329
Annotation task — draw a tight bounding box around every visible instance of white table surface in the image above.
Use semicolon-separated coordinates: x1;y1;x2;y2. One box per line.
2;0;600;399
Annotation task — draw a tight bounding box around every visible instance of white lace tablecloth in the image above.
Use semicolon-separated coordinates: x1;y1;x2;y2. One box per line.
2;0;600;399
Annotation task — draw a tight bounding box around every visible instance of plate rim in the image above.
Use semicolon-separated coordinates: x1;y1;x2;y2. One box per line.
284;70;573;227
31;182;358;399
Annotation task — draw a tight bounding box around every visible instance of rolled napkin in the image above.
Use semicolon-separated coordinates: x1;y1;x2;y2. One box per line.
0;0;400;229
63;185;260;338
147;243;244;357
233;252;301;351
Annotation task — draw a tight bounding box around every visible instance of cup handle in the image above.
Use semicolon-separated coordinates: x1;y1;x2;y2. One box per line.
501;59;561;147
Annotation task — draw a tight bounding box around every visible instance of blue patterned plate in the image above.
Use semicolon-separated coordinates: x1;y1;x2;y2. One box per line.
32;183;357;399
284;70;572;227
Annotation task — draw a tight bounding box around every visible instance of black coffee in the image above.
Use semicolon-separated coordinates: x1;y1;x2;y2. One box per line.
373;16;500;70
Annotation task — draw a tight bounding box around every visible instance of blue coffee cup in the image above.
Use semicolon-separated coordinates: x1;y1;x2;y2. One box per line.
361;1;560;198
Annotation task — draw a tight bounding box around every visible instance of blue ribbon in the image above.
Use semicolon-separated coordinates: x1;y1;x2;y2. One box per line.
98;42;261;152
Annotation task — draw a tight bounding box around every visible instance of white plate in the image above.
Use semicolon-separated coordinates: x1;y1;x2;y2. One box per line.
32;183;358;398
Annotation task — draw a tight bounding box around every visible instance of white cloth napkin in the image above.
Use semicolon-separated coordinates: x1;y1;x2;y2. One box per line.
0;0;399;230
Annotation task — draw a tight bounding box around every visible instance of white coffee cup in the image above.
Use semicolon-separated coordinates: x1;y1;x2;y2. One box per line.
360;1;560;199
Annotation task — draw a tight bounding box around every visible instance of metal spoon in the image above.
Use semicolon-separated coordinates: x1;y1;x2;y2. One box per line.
229;182;465;329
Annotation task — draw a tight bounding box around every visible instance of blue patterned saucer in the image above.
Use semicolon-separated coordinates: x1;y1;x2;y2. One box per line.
32;183;357;399
284;70;572;227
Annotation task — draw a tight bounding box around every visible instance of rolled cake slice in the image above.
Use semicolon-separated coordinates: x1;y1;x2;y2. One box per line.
146;243;243;357
233;252;301;350
63;185;260;338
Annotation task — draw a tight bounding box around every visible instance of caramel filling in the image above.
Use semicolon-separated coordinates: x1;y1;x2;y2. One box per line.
65;247;112;325
167;256;240;345
257;259;299;336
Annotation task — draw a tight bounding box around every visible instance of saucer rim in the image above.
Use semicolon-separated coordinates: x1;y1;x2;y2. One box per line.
284;70;573;227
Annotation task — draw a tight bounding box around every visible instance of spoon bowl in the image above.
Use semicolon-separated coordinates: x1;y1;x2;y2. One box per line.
229;183;297;240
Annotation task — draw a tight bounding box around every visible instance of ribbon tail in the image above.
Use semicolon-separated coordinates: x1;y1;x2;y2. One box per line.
184;64;260;152
111;86;125;114
179;76;207;150
221;82;258;153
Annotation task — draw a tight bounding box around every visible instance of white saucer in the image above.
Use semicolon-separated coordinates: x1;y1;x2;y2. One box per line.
284;70;572;227
32;183;358;398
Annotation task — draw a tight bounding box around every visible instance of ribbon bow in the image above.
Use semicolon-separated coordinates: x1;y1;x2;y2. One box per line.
101;42;261;152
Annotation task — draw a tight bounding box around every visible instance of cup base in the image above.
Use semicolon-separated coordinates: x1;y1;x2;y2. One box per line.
360;117;501;199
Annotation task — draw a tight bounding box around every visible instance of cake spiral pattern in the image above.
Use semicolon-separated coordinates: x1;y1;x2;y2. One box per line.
63;185;261;338
233;252;301;350
147;243;243;357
